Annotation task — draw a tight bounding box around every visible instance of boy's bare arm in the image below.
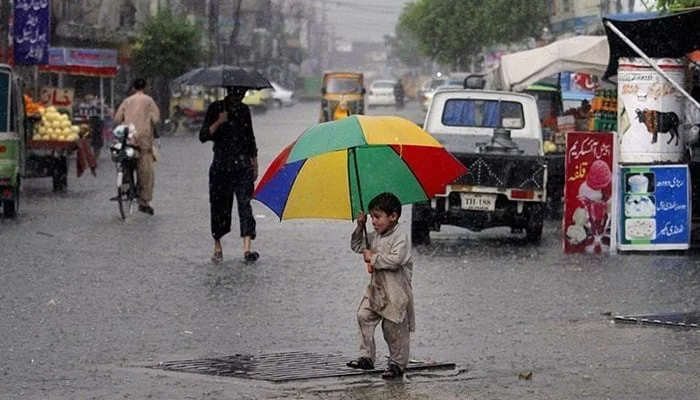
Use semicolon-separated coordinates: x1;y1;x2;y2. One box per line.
350;212;367;253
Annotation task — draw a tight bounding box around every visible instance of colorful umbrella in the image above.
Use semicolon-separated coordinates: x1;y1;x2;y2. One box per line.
254;115;467;220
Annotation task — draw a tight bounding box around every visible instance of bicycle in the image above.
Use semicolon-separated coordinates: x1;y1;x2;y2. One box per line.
109;125;140;220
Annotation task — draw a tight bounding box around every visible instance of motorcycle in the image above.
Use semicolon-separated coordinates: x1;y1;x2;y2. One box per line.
162;105;205;136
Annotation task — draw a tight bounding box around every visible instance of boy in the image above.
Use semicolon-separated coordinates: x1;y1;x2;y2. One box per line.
347;192;415;379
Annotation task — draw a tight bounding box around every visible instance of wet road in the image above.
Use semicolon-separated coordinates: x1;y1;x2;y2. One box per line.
2;101;700;399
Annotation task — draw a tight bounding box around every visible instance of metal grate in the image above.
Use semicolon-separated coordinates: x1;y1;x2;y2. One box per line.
614;311;700;329
152;351;456;382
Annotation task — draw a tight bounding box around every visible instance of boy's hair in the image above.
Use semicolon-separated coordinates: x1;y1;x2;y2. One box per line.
133;78;147;90
368;192;401;218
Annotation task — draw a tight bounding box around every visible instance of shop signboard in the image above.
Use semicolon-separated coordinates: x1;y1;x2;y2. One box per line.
617;57;686;163
563;131;616;253
39;47;118;77
12;0;50;65
618;164;690;251
39;87;74;116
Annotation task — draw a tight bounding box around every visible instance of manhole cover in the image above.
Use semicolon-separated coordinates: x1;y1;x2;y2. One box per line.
614;311;700;328
152;351;456;382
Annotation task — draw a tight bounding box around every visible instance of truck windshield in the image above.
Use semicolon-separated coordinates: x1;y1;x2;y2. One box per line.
441;99;524;129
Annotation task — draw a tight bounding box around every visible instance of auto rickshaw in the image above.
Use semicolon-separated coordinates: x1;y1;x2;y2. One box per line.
320;71;365;122
0;64;26;217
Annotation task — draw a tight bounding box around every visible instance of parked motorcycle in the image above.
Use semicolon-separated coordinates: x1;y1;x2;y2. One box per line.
162;105;205;136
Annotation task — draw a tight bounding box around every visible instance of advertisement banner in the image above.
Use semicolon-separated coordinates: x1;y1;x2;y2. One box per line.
563;132;615;253
39;47;119;77
12;0;50;65
618;164;691;251
617;57;686;163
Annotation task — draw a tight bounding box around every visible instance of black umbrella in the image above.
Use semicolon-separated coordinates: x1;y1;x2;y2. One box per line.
173;65;272;89
602;9;700;79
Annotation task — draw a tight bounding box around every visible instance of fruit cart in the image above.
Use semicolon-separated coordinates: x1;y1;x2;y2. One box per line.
24;105;82;191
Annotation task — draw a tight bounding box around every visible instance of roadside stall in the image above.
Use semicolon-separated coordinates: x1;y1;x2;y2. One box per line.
489;36;611;219
602;10;700;251
25;47;117;190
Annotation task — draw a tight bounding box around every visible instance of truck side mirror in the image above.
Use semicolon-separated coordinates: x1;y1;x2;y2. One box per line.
361;88;366;95
464;75;486;90
321;88;326;95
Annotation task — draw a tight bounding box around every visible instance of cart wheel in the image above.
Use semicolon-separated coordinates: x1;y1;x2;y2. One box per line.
3;198;18;218
52;156;68;192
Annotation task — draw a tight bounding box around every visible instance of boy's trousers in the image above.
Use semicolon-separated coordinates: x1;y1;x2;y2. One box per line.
356;296;410;369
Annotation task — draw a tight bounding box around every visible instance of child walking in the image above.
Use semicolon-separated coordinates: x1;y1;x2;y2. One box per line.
347;192;415;379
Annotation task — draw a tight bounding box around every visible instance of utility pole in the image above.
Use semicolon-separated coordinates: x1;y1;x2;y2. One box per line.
207;0;219;64
0;0;10;64
319;0;327;71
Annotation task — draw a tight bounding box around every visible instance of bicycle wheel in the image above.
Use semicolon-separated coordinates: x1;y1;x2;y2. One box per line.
116;168;126;220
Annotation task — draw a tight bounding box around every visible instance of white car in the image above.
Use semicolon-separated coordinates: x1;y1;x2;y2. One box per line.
420;77;448;111
367;79;397;107
269;82;295;108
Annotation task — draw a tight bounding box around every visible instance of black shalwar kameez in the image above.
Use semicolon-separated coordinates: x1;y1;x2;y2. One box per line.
199;100;258;241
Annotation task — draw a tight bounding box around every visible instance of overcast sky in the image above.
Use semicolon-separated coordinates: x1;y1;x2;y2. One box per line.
322;0;411;43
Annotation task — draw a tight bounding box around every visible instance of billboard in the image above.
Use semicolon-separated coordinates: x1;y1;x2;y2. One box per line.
563;131;615;253
13;0;50;65
618;164;691;251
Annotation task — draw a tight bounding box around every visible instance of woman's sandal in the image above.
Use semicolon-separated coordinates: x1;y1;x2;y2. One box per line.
244;251;259;263
211;249;223;264
346;356;374;370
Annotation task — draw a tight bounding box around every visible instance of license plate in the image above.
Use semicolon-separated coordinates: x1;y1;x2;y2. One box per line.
460;193;496;211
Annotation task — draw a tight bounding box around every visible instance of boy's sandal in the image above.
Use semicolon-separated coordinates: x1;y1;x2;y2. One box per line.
346;357;374;370
244;251;259;262
381;363;404;380
211;250;223;264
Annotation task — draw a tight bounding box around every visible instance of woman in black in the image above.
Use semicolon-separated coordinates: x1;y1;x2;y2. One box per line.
199;86;259;264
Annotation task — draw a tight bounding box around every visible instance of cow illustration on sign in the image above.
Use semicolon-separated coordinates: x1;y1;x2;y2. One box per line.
634;108;680;145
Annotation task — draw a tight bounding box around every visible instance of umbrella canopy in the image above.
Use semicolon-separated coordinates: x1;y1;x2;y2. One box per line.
173;65;272;89
254;115;467;220
603;10;700;79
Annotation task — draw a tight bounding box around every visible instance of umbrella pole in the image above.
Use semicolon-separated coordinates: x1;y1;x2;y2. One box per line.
351;148;370;249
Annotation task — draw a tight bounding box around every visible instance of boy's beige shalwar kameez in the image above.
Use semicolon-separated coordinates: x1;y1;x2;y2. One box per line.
351;222;414;369
114;92;160;202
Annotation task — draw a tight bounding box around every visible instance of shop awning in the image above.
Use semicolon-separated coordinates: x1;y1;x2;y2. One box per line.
495;35;609;92
603;9;700;79
38;47;118;77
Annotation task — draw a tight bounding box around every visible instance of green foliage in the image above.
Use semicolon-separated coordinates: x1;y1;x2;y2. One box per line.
399;0;548;69
131;9;203;82
657;0;700;10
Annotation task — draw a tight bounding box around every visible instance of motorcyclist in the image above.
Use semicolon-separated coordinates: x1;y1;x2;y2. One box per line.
393;79;405;108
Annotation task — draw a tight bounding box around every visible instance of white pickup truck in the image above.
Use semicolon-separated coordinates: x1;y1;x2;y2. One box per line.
413;89;548;243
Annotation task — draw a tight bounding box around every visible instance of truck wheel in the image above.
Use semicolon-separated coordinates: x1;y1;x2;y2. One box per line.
411;219;431;245
526;204;544;242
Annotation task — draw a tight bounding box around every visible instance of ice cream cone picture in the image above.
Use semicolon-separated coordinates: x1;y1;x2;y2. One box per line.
567;160;613;253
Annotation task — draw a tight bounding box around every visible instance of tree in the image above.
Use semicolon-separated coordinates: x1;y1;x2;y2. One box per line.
399;0;548;70
384;25;425;68
657;0;700;9
131;8;203;117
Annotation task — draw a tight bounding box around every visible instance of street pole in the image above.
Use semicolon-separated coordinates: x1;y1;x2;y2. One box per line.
319;0;327;71
0;0;9;64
